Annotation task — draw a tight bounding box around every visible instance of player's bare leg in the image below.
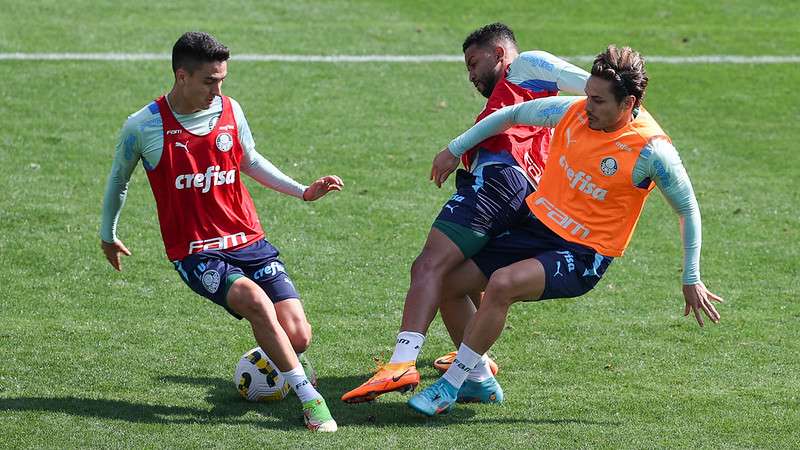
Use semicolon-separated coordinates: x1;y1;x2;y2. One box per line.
227;278;299;371
433;265;499;377
463;259;546;354
400;228;466;332
275;298;317;386
228;278;335;431
439;267;484;348
275;298;312;353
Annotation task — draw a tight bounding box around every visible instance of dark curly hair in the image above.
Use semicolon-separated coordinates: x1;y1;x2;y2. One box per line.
591;45;648;108
462;23;518;53
172;31;230;74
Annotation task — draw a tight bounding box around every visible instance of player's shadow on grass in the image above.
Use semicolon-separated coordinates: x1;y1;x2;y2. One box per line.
166;366;618;429
0;368;617;429
163;374;478;429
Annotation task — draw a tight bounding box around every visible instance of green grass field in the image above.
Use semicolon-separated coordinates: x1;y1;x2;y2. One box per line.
1;1;799;448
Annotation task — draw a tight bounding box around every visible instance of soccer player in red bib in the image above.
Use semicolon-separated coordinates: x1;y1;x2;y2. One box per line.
100;32;342;432
342;23;590;404
409;45;723;416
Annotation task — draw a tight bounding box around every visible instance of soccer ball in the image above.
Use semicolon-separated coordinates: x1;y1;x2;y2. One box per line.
233;347;291;401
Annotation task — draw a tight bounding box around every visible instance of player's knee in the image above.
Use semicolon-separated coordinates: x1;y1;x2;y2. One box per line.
286;319;312;353
484;268;517;307
410;250;445;282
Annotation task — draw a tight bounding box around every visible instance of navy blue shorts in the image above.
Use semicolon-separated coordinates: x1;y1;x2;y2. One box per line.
433;164;534;256
472;215;613;300
173;238;300;319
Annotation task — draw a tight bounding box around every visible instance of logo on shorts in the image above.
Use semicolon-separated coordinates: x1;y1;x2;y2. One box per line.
202;270;221;293
253;261;285;281
600;157;618;176
556;250;575;273
444;204;458;214
216;132;233;152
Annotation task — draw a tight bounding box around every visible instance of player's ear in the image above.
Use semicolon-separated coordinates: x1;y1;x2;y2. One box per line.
494;45;505;62
175;67;187;84
623;95;636;111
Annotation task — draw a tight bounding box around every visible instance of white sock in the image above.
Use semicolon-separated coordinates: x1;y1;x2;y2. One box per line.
466;354;493;382
280;365;320;403
389;331;425;363
442;343;483;389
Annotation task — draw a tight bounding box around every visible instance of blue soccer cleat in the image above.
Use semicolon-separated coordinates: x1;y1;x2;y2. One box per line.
407;378;458;416
457;377;504;404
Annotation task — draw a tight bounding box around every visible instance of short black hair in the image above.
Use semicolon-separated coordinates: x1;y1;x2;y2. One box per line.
462;23;517;53
591;45;649;108
171;31;230;73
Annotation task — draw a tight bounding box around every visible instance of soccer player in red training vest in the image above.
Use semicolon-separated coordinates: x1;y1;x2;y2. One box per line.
409;45;723;416
100;32;342;432
342;23;590;404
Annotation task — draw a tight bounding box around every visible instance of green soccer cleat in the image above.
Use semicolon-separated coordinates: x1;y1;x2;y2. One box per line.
303;397;337;432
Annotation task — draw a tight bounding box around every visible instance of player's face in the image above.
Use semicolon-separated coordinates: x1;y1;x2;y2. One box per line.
177;60;227;112
584;76;633;131
464;44;503;98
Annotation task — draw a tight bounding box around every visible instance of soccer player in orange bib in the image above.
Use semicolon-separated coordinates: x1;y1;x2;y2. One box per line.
409;45;723;416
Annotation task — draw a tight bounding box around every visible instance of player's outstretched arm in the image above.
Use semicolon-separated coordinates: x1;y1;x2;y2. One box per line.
100;118;142;271
302;176;344;201
643;138;724;327
431;96;579;187
101;239;132;271
447;96;578;158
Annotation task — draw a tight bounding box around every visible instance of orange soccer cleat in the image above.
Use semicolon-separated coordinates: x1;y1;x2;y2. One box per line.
341;361;420;404
433;351;499;375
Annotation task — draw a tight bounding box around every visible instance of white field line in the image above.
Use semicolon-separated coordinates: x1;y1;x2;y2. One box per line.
1;53;799;64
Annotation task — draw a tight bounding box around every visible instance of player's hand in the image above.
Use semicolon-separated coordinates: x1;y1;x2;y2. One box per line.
303;175;343;201
101;239;131;272
430;147;459;188
682;281;723;327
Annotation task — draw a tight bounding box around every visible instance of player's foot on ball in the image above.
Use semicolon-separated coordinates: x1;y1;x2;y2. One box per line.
298;353;317;387
433;351;499;375
341;361;419;403
407;378;458;417
302;397;337;432
457;377;504;404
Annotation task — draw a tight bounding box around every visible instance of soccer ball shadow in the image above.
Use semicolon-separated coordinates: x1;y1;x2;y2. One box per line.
159;374;302;430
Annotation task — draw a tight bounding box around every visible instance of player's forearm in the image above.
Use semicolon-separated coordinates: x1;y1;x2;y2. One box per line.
678;212;701;285
642;139;702;284
241;150;307;199
100;132;140;242
448;97;578;157
100;175;129;243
